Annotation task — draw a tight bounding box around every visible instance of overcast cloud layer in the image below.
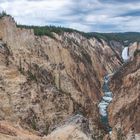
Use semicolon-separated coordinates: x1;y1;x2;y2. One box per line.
0;0;140;32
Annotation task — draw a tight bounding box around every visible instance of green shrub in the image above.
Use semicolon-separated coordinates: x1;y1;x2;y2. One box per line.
0;11;9;18
27;70;37;81
134;49;140;57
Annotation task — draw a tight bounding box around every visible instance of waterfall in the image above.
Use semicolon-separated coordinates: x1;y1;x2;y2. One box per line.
122;47;130;61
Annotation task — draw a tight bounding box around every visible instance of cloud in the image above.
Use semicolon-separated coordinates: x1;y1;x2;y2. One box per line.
119;9;140;17
0;0;140;32
99;0;140;3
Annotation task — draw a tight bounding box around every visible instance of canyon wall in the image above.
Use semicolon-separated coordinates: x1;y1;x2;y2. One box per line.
0;16;123;139
109;48;140;140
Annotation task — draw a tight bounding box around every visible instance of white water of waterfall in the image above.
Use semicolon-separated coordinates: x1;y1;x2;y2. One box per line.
122;47;129;61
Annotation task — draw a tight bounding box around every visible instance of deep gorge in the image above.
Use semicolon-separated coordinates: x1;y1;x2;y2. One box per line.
0;15;139;140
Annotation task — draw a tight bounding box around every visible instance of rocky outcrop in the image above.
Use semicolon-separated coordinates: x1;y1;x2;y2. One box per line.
45;114;93;140
129;42;140;59
0;120;49;140
0;16;123;139
0;115;94;140
108;51;140;139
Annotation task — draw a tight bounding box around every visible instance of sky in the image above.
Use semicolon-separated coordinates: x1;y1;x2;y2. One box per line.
0;0;140;32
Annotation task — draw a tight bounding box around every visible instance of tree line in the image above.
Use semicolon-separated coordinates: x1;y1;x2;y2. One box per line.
1;11;140;43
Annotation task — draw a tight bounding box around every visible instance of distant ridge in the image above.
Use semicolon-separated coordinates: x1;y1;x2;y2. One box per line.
1;12;140;44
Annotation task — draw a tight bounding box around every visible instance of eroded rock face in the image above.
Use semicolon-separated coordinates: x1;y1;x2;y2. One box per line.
0;16;123;138
129;42;140;59
0;120;48;140
109;52;140;140
0;115;94;140
45;114;93;140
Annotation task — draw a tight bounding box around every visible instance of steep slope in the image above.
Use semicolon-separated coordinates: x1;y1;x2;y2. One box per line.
0;116;92;140
0;15;122;139
45;114;93;140
108;50;140;140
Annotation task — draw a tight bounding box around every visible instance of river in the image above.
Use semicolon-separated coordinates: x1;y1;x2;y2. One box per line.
98;46;129;132
98;74;113;132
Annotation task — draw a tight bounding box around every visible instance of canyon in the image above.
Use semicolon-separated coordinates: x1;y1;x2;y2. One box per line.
0;15;139;140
